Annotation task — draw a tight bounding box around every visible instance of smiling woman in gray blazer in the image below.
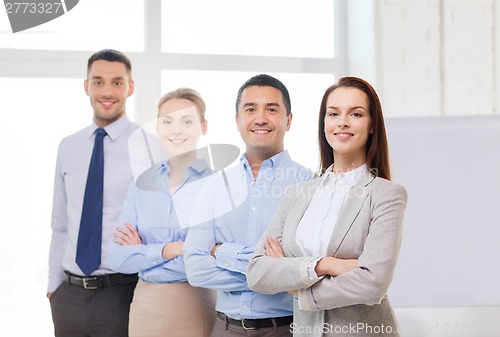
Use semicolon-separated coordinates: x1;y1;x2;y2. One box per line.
246;77;408;337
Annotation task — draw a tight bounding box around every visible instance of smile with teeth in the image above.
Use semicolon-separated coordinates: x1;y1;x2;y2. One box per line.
251;129;272;134
169;139;187;144
99;100;116;108
334;132;354;140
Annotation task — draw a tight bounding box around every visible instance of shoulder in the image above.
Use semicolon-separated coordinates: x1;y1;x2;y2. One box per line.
126;121;140;132
283;176;321;199
368;177;408;203
57;127;89;150
276;160;313;183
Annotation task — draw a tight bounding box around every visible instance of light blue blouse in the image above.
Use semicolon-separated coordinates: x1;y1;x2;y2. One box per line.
108;159;212;283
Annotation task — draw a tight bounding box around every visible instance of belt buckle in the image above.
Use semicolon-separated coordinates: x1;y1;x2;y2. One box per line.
82;276;100;290
241;319;256;330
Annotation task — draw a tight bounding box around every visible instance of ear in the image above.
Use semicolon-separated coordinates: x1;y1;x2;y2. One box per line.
201;120;208;135
235;115;240;132
285;113;293;131
84;79;89;96
127;79;135;97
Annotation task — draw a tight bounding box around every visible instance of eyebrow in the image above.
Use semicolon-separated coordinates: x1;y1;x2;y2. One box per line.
327;105;366;111
242;102;281;107
161;114;196;119
90;76;125;81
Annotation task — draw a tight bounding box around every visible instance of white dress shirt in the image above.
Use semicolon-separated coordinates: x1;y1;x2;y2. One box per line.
296;164;368;257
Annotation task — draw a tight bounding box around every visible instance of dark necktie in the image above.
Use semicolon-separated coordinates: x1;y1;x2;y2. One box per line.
76;128;107;276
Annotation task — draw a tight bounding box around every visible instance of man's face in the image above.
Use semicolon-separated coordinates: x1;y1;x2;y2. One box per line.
236;85;292;160
84;60;134;127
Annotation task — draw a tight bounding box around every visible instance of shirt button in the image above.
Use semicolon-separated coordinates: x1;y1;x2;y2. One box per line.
249;232;255;237
242;305;248;310
251;206;256;211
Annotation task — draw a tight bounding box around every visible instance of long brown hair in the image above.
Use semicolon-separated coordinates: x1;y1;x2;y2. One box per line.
317;76;391;180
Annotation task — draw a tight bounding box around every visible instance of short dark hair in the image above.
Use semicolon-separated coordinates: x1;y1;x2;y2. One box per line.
87;49;132;78
235;74;291;116
318;76;391;180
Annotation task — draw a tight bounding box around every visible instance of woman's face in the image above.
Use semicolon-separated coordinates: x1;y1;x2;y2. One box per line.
324;87;372;162
156;98;207;157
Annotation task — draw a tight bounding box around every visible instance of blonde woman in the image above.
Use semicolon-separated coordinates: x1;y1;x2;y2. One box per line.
109;88;215;337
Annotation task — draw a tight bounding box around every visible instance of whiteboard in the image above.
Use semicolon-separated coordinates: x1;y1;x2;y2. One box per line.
385;115;500;307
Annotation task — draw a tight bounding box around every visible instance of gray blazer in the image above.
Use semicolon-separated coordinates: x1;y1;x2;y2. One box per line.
246;174;408;337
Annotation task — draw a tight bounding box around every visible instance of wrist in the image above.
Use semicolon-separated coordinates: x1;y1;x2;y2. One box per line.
315;256;334;277
212;243;222;258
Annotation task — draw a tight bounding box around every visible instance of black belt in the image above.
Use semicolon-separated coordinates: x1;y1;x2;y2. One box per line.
64;271;138;290
217;311;293;330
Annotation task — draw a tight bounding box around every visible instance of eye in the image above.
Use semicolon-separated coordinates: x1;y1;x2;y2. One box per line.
93;80;102;86
327;111;339;117
351;112;363;117
184;120;193;125
114;81;123;86
245;107;255;113
267;107;278;113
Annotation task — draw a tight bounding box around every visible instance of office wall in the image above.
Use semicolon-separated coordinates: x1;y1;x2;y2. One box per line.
385;115;500;336
372;2;500;333
386;115;500;307
376;0;499;117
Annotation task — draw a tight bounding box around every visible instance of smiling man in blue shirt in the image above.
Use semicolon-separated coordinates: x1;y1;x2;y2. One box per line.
184;74;312;337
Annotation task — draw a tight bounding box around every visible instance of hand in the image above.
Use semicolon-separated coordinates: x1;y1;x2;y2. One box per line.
162;241;184;260
211;243;222;258
47;292;52;300
113;223;142;245
315;257;358;277
287;290;298;296
264;237;285;258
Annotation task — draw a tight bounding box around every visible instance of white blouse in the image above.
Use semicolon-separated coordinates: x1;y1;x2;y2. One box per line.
296;164;368;257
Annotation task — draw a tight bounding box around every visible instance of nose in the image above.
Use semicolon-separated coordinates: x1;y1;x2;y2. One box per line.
101;83;114;97
338;115;349;128
254;109;268;125
171;122;182;134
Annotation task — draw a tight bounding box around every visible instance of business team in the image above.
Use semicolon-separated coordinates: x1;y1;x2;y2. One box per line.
47;49;407;337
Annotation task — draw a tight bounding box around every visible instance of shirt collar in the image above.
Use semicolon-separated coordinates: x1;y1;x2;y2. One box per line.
88;115;131;141
158;158;210;177
239;150;291;171
323;163;369;188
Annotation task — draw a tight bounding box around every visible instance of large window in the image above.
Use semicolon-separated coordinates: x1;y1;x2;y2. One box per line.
0;0;145;51
161;0;335;58
0;1;342;336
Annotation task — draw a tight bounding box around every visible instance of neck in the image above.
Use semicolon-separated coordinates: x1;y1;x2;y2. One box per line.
94;111;125;128
168;152;197;176
245;149;282;179
332;153;366;175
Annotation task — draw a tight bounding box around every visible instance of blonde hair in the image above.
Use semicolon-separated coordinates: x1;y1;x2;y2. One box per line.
157;87;206;122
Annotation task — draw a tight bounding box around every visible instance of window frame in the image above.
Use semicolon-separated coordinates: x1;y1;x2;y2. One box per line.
0;0;347;125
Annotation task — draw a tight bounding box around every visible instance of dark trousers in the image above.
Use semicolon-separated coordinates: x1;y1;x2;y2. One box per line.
50;280;136;337
210;314;293;337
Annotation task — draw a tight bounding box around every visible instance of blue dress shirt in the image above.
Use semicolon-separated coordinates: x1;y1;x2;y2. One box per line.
108;159;213;283
183;150;312;319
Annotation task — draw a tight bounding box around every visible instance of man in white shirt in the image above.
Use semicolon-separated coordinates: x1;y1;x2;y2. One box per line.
47;49;139;337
